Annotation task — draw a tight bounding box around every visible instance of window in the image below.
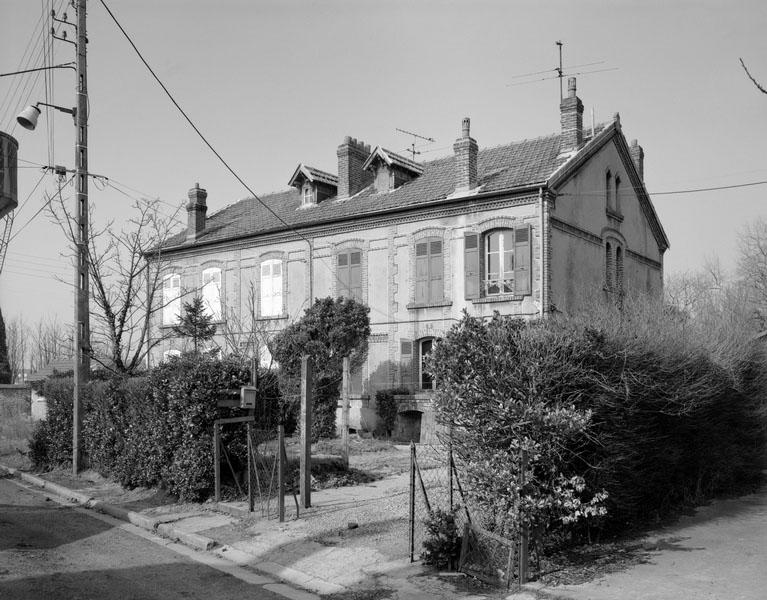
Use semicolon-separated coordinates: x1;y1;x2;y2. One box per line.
464;225;531;299
605;170;613;211
615;246;624;295
415;237;443;303
337;249;362;300
485;230;515;295
614;176;621;213
302;185;313;206
162;274;181;325
605;242;613;291
419;338;435;390
260;259;283;317
202;267;222;321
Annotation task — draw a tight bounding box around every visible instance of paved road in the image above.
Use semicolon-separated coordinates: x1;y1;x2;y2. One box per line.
0;475;294;600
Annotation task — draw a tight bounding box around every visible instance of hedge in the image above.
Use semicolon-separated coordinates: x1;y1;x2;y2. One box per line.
29;354;281;502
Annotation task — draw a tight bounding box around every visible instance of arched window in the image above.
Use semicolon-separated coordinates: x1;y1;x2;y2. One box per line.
605;242;613;291
485;229;515;295
605;170;613;211
202;267;222;321
614;176;621;213
162;273;181;325
337;248;362;300
615;246;624;295
260;259;283;317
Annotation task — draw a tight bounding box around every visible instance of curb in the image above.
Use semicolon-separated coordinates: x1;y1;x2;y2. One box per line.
0;464;214;552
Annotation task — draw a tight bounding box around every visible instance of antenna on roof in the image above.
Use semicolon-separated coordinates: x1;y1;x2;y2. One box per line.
507;41;618;100
396;128;435;161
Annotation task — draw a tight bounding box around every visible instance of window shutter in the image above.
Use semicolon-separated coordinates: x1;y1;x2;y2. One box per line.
415;242;429;304
514;224;531;295
337;252;349;296
429;240;443;301
400;339;413;390
464;233;480;300
350;251;362;299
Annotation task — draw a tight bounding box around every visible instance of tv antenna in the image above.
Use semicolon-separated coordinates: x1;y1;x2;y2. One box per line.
396;128;435;161
507;41;618;100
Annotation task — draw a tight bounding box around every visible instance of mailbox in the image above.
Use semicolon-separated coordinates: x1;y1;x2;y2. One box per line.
240;386;257;409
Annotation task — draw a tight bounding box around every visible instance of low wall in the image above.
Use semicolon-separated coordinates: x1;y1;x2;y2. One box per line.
0;384;31;419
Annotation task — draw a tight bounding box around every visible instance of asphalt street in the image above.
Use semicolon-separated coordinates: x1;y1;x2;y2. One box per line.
0;475;292;600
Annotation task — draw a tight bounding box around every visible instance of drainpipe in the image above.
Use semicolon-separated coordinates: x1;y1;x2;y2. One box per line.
538;187;548;317
307;238;314;306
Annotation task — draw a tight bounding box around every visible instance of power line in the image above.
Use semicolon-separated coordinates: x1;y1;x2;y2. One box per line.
557;179;767;199
8;175;74;245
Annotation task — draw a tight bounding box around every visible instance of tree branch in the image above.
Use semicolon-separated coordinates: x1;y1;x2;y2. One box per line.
740;58;767;95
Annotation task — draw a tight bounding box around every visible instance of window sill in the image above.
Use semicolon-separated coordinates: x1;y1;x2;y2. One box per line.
606;208;624;222
472;294;525;304
254;313;289;322
406;300;453;310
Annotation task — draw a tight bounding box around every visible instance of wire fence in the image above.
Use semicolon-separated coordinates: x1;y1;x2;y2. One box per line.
408;441;527;589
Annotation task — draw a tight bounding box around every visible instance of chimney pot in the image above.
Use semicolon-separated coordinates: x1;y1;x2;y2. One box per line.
568;77;577;98
462;117;470;138
629;139;644;181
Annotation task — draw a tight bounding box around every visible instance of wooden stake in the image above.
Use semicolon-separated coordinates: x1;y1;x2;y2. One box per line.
300;355;312;509
341;356;350;469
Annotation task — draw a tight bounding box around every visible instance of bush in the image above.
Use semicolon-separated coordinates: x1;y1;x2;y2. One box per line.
375;387;409;437
28;420;50;470
429;306;767;547
421;508;462;569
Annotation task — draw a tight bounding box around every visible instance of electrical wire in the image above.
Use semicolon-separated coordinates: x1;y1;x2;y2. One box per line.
556;179;767;199
8;175;74;244
98;0;395;324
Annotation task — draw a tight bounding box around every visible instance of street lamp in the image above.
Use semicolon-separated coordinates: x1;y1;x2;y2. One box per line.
16;103;76;130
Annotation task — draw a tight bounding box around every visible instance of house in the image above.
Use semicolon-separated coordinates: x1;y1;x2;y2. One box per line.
149;78;669;442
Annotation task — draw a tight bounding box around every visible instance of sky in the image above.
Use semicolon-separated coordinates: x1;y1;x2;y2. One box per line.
1;0;766;330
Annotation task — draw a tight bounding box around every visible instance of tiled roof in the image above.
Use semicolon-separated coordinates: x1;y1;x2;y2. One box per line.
165;132;567;250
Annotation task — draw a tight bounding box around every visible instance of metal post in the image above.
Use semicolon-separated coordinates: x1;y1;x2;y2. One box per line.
213;422;221;503
278;423;285;522
247;422;254;513
341;356;350;469
299;355;312;508
72;0;90;476
248;357;256;512
409;441;416;562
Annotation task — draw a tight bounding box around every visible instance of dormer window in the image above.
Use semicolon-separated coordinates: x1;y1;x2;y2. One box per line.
288;163;338;207
362;146;423;193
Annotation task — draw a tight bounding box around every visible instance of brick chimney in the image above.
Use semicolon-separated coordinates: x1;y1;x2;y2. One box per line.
186;182;207;241
629;139;644;181
336;136;372;199
559;77;584;155
453;117;478;193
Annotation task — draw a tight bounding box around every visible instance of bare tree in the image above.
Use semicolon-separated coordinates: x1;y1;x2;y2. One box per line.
738;217;767;329
50;195;180;374
740;58;767;95
5;315;27;383
216;282;276;368
28;315;69;372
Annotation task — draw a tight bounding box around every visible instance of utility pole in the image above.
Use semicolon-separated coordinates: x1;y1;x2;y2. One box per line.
73;0;89;476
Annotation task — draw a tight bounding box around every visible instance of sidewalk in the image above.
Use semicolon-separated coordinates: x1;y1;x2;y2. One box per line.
0;464;501;599
4;462;766;600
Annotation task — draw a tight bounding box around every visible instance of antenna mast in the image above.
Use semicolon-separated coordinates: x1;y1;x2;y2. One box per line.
556;40;563;101
396;127;435;161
